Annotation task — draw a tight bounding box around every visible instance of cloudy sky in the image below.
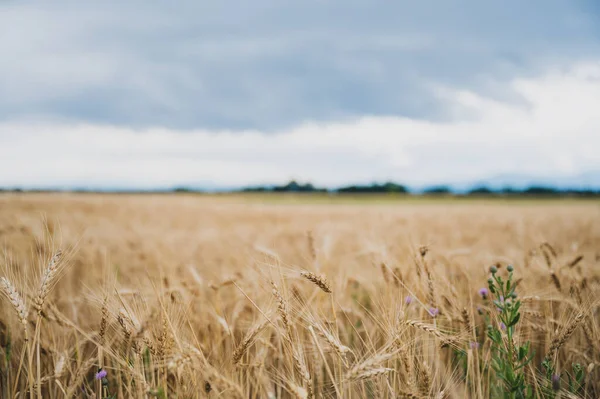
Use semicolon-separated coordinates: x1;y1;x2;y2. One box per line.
1;1;600;189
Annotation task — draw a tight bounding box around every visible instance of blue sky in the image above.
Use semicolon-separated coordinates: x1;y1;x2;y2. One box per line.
1;1;600;188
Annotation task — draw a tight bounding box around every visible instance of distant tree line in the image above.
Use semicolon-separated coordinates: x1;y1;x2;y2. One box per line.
337;182;408;193
466;186;600;197
2;180;599;197
243;181;327;193
242;180;407;193
239;180;600;197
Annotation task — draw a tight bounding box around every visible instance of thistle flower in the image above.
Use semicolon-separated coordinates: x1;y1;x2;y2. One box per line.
405;295;413;305
469;341;480;350
478;288;489;299
428;307;439;318
95;369;107;380
499;322;506;330
551;374;560;391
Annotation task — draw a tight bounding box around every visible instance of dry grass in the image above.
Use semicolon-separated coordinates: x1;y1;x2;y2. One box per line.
0;193;599;398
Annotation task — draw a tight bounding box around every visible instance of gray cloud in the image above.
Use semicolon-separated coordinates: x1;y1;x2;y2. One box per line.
1;1;599;130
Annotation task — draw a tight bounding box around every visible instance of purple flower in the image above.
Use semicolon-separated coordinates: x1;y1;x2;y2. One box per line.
477;306;483;315
469;341;480;350
478;288;489;299
404;295;413;305
95;369;107;380
551;374;560;391
499;296;505;303
428;307;439;318
500;322;506;330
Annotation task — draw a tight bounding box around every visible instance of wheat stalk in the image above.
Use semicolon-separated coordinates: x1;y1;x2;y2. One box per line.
314;323;350;360
570;286;598;353
380;261;390;282
550;271;562;292
118;309;141;354
392;267;402;287
567;255;584;268
291;346;313;398
1;277;33;398
404;320;457;347
546;312;585;359
233;318;269;365
271;280;293;342
34;249;63;315
461;307;472;334
0;277;29;331
348;367;394;381
157;315;170;358
419;248;437;309
345;352;395;381
300;271;332;293
99;297;109;345
417;360;432;397
397;389;419;398
307;230;318;271
286;379;309;399
541;242;557;268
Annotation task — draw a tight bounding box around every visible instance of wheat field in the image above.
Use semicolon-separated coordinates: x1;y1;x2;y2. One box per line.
0;193;598;398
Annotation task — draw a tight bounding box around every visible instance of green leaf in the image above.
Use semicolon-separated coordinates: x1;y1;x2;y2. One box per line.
525;385;534;399
508;312;521;327
508;368;517;383
567;373;574;393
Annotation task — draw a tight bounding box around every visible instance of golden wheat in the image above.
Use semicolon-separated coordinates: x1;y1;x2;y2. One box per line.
0;194;598;398
299;271;332;293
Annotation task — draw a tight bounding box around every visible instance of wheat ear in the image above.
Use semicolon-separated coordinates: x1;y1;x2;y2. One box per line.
313;323;350;360
1;277;33;398
291;346;313;399
34;250;63;315
347;367;394;382
300;271;332;293
0;277;29;332
233;318;269;365
405;320;457;347
345;352;395;381
271;280;293;341
546;312;585;359
286;379;309;399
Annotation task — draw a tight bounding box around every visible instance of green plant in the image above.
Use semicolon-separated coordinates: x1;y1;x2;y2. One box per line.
541;359;586;398
486;265;535;399
567;363;585;395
